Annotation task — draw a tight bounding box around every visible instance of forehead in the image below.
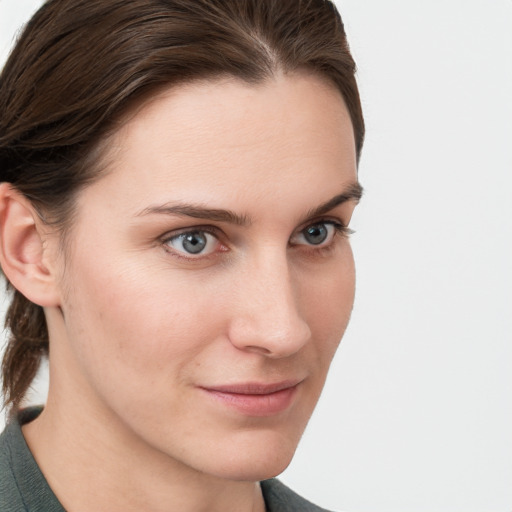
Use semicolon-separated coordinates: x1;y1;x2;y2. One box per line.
80;73;357;216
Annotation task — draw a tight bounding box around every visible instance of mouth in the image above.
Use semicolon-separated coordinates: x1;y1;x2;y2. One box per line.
199;380;303;417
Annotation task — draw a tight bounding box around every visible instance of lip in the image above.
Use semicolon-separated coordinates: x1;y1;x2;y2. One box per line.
200;380;302;417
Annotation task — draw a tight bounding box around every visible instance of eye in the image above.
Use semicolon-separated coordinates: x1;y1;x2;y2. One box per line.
165;230;220;256
290;221;346;247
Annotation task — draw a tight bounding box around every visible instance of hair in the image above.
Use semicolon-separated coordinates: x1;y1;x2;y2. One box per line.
0;0;364;412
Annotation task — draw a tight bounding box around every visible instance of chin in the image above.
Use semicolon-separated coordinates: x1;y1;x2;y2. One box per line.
216;451;295;482
197;428;302;482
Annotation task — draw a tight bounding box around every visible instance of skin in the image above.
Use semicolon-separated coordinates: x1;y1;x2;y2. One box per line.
19;72;360;512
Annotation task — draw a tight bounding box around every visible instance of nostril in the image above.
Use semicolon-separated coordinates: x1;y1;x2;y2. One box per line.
244;345;273;356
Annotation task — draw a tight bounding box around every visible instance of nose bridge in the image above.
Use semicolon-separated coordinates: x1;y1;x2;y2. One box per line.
228;246;311;357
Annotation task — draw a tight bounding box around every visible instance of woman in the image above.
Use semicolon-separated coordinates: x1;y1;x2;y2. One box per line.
0;0;364;510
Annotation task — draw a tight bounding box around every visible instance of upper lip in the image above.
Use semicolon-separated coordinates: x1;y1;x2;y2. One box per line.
201;379;303;395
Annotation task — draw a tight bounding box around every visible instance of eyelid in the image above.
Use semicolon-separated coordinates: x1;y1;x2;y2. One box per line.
297;216;352;236
161;224;222;241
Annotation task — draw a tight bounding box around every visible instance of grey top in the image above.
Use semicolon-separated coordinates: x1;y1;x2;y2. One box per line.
0;408;332;512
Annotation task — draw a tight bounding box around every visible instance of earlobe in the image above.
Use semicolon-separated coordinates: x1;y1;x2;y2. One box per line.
0;183;61;307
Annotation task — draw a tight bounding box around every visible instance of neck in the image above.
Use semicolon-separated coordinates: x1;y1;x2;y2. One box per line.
23;396;266;512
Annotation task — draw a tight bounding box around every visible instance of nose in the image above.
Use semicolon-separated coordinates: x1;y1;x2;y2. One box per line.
227;251;312;358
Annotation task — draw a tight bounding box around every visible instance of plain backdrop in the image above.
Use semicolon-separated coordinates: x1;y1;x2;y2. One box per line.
1;1;511;511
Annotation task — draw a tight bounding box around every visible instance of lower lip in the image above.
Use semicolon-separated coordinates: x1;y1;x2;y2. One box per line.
202;386;298;417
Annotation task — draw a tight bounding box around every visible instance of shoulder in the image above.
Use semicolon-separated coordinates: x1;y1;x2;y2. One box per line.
0;407;65;512
0;419;27;511
261;478;334;512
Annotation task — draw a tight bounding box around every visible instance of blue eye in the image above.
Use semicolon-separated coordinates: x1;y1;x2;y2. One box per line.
290;222;341;247
166;230;218;256
303;224;329;245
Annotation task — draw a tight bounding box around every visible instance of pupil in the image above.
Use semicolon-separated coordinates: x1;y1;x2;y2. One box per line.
183;232;207;254
304;224;327;245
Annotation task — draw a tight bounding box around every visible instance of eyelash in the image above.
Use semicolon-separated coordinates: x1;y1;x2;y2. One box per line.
161;220;353;261
161;226;225;261
291;221;354;259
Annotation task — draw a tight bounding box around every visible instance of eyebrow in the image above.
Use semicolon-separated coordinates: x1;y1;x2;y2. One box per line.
137;203;250;226
304;182;363;220
136;181;363;226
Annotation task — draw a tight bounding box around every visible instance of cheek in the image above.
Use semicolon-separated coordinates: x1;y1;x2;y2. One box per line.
60;255;223;398
300;246;355;357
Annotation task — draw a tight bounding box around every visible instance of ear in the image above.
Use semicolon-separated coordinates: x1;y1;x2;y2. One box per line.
0;183;61;307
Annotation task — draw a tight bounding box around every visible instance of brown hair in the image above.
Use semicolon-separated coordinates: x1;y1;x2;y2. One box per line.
0;0;364;412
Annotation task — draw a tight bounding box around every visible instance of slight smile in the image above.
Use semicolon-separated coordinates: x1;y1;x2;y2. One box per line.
200;380;303;417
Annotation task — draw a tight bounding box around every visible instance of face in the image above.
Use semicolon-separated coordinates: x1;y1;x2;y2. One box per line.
49;73;360;482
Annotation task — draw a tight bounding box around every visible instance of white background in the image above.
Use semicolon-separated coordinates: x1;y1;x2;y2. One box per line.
1;1;511;511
